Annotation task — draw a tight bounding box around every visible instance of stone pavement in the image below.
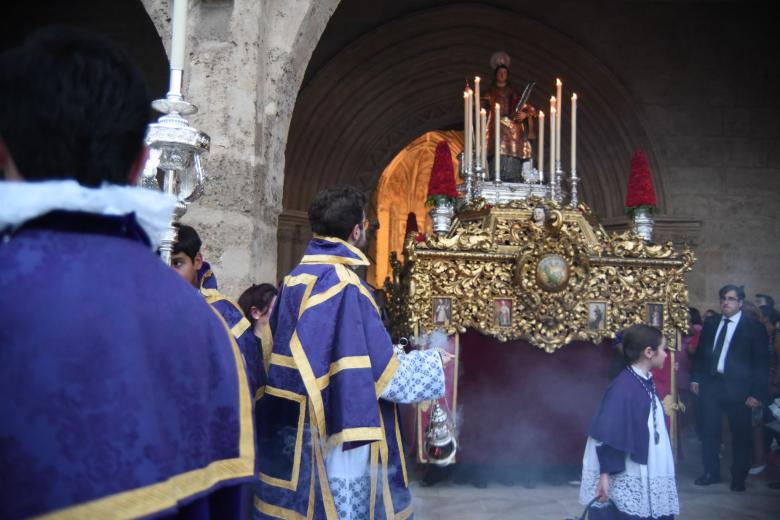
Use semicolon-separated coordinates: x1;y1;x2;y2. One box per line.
410;433;780;519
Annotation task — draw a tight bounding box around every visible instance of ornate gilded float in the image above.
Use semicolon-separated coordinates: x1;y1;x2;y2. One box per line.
387;196;695;351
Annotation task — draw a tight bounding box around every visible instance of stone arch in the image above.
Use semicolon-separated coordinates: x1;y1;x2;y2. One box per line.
284;3;668;224
139;0;341;291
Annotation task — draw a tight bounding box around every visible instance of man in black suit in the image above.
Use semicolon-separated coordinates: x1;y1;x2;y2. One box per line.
691;285;768;491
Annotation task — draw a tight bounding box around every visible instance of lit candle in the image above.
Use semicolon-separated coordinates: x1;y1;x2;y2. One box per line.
170;0;188;71
466;89;473;171
495;103;501;182
538;111;545;183
463;90;469;170
550;96;556;172
474;77;481;167
571;93;577;174
555;78;562;166
550;106;556;182
480;109;488;175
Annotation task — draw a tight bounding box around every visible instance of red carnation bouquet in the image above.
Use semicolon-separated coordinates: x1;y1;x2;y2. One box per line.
624;150;657;216
426;141;459;206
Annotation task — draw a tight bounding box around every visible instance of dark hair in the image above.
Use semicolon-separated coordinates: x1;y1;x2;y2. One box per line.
238;283;278;325
308;186;366;240
0;26;149;186
760;305;780;326
172;224;202;261
756;293;775;308
494;64;509;77
719;284;745;301
621;324;663;365
688;307;702;326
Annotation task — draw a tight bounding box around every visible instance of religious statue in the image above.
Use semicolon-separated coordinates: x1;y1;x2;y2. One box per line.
483;51;538;182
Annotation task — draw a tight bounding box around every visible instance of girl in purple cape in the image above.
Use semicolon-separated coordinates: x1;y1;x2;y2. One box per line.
579;324;680;519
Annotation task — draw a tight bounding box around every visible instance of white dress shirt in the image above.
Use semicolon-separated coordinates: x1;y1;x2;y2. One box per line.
715;310;742;373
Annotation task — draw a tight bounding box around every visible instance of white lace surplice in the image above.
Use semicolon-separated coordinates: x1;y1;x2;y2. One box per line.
326;349;445;520
579;374;680;518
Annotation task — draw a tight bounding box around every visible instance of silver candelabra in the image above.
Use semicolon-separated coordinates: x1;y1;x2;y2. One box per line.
140;68;210;264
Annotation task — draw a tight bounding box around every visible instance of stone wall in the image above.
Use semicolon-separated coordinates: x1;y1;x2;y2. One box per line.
141;0;338;297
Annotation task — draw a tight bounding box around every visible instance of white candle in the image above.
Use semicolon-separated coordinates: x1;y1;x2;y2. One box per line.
495;103;501;182
550;96;556;174
480;109;488;175
466;89;473;171
538;111;545;183
555;78;562;166
474;77;481;167
463;90;469;170
550;106;556;182
170;0;188;70
571;93;577;174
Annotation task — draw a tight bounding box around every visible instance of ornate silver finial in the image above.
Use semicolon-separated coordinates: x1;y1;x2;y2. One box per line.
140;7;209;264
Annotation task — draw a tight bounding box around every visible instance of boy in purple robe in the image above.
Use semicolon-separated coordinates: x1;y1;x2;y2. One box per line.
580;325;680;519
172;224;265;396
254;187;451;520
0;28;255;519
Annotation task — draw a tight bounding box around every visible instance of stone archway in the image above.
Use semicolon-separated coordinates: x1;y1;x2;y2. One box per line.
283;3;668;220
140;0;341;293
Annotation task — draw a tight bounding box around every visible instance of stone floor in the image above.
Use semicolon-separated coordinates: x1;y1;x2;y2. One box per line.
410;433;780;519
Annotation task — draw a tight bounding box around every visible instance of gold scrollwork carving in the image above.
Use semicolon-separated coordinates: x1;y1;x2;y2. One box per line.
388;201;695;352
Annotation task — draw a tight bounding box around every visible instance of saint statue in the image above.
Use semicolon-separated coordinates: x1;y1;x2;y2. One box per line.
483;51;538;182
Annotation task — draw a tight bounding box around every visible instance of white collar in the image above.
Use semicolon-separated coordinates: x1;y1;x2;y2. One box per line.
723;310;741;324
0;180;176;249
630;365;652;380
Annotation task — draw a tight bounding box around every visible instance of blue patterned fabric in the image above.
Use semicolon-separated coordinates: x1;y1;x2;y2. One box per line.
0;211;255;519
254;236;412;520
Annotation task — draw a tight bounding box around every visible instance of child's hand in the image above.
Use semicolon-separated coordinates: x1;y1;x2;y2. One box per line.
596;473;609;502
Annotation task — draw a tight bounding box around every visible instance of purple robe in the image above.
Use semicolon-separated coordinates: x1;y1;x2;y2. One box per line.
0;210;255;519
254;236;411;520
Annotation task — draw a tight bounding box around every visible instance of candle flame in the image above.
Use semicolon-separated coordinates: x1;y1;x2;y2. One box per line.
464;91;468;98
550;96;556;103
475;76;480;82
539;111;545;117
480;108;486;114
572;93;578;100
551;107;557;114
556;78;562;86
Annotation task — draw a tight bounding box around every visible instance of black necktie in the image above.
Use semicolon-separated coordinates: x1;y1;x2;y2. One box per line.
710;318;730;375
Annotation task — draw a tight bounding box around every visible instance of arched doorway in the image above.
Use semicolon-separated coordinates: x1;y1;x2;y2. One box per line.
369;130;463;287
279;3;667;277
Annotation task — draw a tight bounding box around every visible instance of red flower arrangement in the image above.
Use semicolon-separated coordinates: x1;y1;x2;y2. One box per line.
415;232;427;243
624;150;657;215
426;141;459;205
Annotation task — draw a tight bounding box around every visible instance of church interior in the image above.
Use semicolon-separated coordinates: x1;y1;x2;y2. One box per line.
3;1;780;518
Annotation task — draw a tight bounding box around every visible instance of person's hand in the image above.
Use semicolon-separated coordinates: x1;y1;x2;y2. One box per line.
436;349;455;366
595;473;609;502
746;396;761;408
690;382;699;395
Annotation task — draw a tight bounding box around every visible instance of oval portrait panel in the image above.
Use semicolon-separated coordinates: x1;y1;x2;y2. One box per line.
536;254;570;292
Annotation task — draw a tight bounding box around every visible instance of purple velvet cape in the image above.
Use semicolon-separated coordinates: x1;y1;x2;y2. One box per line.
202;288;266;397
253;237;411;520
588;367;655;472
0;211;255;519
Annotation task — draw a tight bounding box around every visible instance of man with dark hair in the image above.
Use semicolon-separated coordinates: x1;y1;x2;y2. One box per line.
0;28;254;518
254;186;451;519
172;224;264;395
691;284;768;491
